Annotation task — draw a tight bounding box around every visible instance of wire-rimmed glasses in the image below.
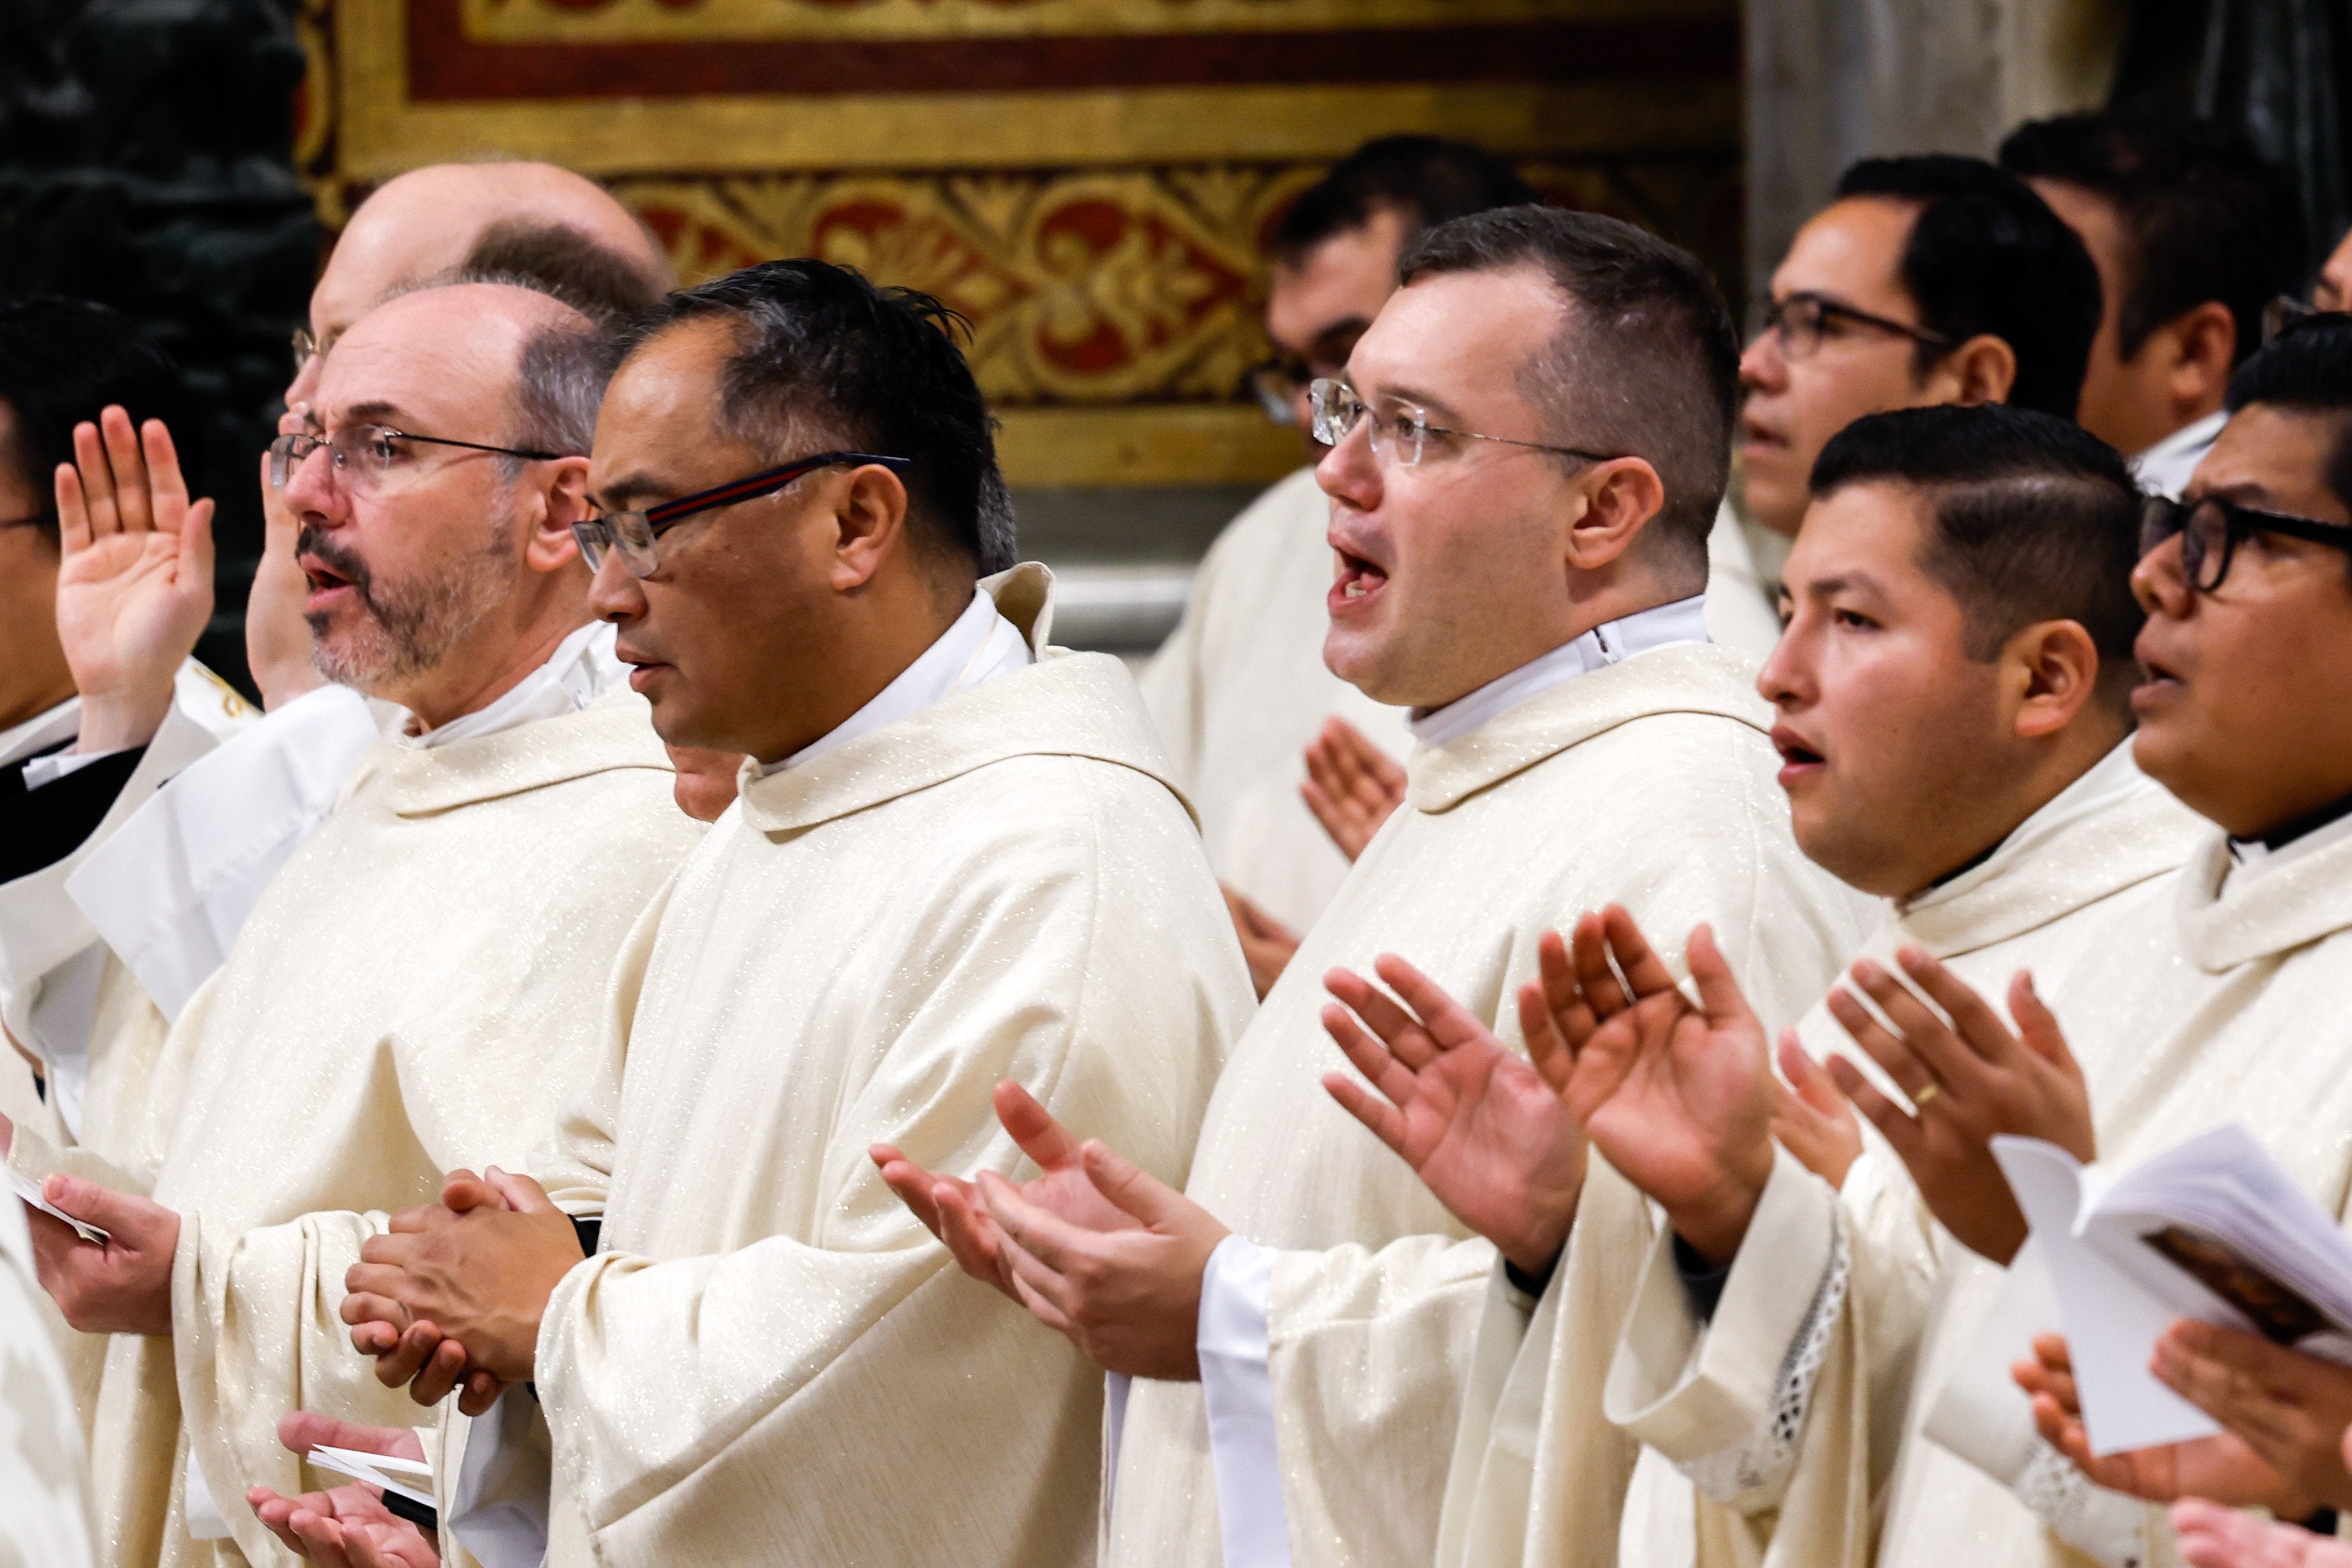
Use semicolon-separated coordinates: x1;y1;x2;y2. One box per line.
267;426;568;494
1307;378;1619;469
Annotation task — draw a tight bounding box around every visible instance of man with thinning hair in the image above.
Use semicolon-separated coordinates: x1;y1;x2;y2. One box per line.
16;280;703;1568
887;206;1874;1568
333;259;1248;1568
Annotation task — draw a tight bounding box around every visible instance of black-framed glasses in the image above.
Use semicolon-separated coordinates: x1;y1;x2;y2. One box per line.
2141;492;2352;592
1307;379;1619;469
575;450;913;577
1757;291;1955;361
269;426;567;494
1241;320;1371;428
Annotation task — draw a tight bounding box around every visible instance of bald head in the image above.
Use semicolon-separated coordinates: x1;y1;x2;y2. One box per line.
292;162;671;411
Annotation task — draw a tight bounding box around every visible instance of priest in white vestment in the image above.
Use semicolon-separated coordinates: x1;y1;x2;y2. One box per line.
892;209;1877;1568
13;282;703;1568
323;261;1249;1568
1595;327;2352;1568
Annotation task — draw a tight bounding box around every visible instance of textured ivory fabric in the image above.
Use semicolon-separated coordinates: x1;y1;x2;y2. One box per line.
1139;466;1411;932
32;686;697;1568
1111;642;1881;1568
1597;752;2242;1568
1;1194;97;1568
517;577;1253;1567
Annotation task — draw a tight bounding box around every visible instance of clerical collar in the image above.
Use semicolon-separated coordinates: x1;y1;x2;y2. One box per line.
0;696;82;770
2228;788;2352;869
758;587;1033;777
1405;594;1712;750
1909;738;2152;909
2129;409;2226;500
402;620;627;750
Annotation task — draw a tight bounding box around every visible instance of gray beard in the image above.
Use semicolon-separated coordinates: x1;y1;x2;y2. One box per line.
308;493;520;690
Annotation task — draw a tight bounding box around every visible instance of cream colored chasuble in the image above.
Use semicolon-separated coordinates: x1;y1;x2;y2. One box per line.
44;684;697;1568
1110;641;1879;1568
1578;743;2203;1568
502;572;1252;1567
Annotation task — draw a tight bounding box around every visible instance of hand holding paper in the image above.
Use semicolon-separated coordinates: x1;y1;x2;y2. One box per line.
247;1411;439;1568
25;1174;175;1333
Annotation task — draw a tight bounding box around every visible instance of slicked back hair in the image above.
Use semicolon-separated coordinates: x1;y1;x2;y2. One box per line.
0;298;194;540
618;259;1013;575
1273;135;1539;267
1834;156;2102;421
1999;109;2303;367
1811;405;2144;709
458;218;670;327
2225;319;2352;522
1398;205;1740;573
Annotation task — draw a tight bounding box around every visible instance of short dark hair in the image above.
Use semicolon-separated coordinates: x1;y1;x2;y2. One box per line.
619;259;1013;575
1398;206;1741;570
1812;405;2144;708
0;298;195;539
2224;319;2352;515
1834;156;2103;421
1274;136;1539;267
458;219;669;326
1999;108;2304;366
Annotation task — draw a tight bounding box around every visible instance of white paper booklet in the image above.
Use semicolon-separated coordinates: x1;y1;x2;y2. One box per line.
1993;1126;2352;1456
6;1167;108;1244
306;1445;436;1511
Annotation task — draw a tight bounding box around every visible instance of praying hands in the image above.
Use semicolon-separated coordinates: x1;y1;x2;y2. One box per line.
342;1166;584;1412
873;1083;1228;1380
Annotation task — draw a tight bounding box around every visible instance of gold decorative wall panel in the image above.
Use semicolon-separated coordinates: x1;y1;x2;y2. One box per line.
299;0;1742;486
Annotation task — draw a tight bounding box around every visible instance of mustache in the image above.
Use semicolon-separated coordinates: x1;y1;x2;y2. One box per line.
297;525;376;605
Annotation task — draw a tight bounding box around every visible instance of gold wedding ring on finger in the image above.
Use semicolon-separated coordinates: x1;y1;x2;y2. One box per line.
1909;1079;1943;1110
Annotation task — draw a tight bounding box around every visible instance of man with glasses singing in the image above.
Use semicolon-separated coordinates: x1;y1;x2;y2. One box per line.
328;259;1246;1568
880;206;1874;1568
16;280;704;1568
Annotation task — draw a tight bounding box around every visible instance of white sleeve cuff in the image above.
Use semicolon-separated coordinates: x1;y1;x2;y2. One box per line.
1198;1233;1292;1568
450;1388;553;1568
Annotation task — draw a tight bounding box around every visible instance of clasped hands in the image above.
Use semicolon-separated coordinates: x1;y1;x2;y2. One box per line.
340;1166;585;1414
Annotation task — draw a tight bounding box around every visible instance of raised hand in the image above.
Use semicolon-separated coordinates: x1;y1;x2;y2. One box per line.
2172;1496;2352;1567
247;1411;439;1568
27;1174;178;1334
1771;1035;1865;1188
872;1080;1137;1306
1821;954;2091;1264
1300;716;1406;862
2017;1333;2306;1515
1525;907;1775;1266
977;1139;1228;1381
52;407;215;751
1319;954;1584;1276
1222;886;1300;1000
247;438;326;710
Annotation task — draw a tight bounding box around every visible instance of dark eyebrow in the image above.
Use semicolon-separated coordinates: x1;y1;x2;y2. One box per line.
333;400;406;429
591;469;681;513
1800;570;1887;601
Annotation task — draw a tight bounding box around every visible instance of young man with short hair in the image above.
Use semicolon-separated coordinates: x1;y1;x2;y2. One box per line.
888;206;1875;1568
2000;107;2305;494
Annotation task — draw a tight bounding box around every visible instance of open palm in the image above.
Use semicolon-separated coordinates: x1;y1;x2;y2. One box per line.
1527;909;1776;1262
53;408;213;742
1320;953;1585;1275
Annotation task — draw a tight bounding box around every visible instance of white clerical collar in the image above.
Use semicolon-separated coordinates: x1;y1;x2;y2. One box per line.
1910;738;2154;911
1405;594;1712;750
0;696;81;769
758;587;1034;777
2129;409;2226;499
402;620;628;750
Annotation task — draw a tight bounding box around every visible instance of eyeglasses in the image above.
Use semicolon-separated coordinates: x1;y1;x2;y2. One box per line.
291;325;321;377
2141;492;2352;592
1307;379;1619;469
1756;291;1954;362
269;426;568;494
575;450;914;577
2262;296;2352;343
1242;323;1371;428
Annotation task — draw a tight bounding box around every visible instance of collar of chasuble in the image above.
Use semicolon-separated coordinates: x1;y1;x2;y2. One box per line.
2176;809;2352;972
736;563;1192;835
1893;742;2203;960
1402;642;1771;815
364;684;672;818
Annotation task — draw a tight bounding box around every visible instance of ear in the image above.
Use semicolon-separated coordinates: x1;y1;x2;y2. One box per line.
521;456;593;575
1561;456;1667;572
2004;618;2103;740
2163;301;2238;417
1927;334;2019;408
828;463;913;592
